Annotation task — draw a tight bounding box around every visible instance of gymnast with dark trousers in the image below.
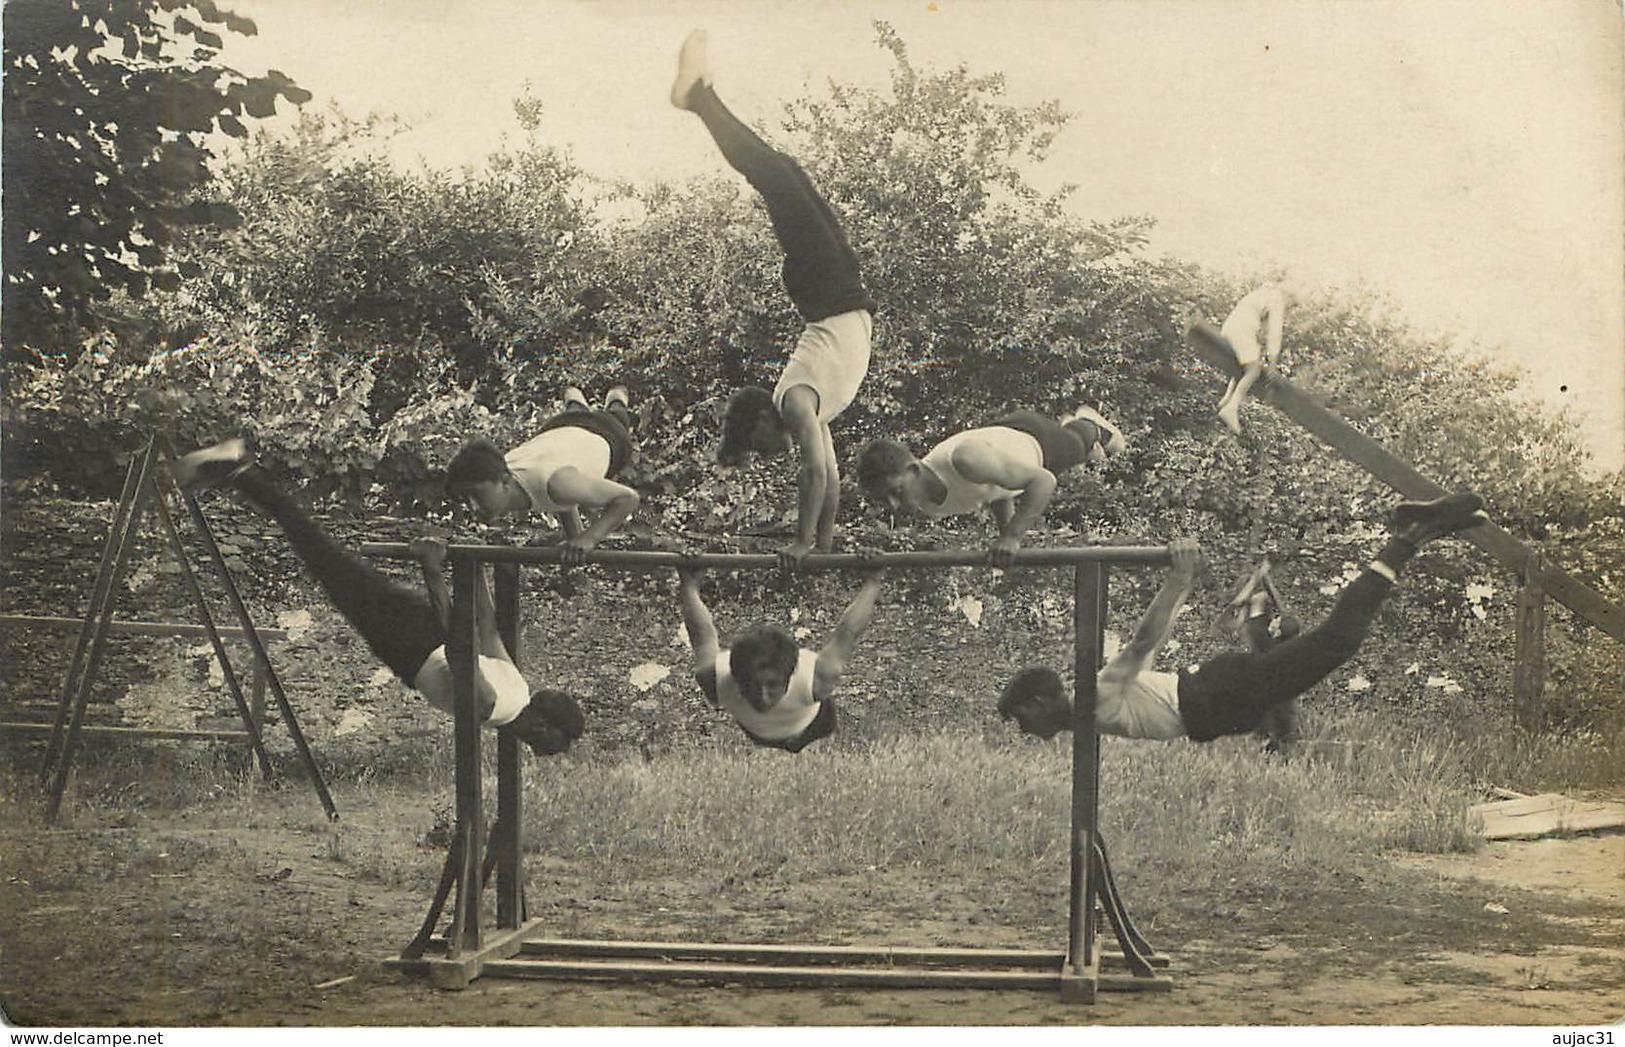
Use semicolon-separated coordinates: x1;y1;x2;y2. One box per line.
999;493;1488;743
672;29;879;569
171;437;585;756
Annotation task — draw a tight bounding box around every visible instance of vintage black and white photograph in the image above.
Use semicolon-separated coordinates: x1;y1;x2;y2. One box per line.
3;0;1622;1032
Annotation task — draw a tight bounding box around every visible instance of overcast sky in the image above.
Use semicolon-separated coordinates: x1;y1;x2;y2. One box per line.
220;0;1624;472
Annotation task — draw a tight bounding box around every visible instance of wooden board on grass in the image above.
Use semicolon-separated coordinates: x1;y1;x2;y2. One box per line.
1470;793;1625;840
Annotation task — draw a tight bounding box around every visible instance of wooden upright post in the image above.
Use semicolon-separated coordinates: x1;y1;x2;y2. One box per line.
41;439;151;782
37;439;332;822
1514;551;1548;732
445;558;485;961
43;442;160;819
1063;561;1105;1002
493;564;525;929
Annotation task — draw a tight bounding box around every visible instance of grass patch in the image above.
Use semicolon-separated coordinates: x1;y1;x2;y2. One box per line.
524;732;1070;880
515;716;1515;902
7;704;1617;904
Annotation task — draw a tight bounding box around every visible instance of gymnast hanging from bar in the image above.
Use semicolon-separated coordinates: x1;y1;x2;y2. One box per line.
171;437;586;756
675;565;885;752
998;493;1488;743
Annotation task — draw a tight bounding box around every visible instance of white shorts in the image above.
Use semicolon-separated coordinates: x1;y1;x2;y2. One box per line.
1095;670;1186;741
414;647;529;727
773;309;873;425
1220;315;1279;367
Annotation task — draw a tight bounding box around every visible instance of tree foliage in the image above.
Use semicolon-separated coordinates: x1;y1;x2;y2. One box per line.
2;0;310;349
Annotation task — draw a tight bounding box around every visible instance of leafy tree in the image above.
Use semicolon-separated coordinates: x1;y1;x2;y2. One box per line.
776;22;1145;417
153;101;601;385
2;0;309;350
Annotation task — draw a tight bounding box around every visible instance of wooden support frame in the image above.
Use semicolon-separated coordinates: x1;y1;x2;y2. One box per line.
1513;551;1548;732
24;437;337;823
1188;322;1625;644
368;541;1177;1001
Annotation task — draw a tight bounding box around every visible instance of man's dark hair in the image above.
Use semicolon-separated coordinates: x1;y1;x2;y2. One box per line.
855;438;915;503
506;688;587;756
998;666;1070;737
445;438;509;490
729;623;799;689
717;385;777;466
530;688;586;739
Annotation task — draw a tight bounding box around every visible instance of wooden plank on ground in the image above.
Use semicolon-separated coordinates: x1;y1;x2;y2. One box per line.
1470;793;1625;840
484;956;1065;991
517;937;1168;970
522;937;1060;968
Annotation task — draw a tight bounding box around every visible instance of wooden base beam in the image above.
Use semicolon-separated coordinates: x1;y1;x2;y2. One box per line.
517;936;1168;970
2;722;251;742
388;934;1171;994
385;942;1170;994
384;919;542;990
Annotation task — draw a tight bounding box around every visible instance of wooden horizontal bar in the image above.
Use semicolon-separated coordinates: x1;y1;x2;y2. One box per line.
359;544;1175;570
0;722;251;742
0;615;289;642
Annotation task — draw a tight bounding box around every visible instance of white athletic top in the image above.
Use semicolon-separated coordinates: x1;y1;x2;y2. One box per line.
918;426;1044;518
413;646;528;727
1219;285;1286;367
1095;670;1186;741
711;648;821;742
773;309;873;424
505;425;612;514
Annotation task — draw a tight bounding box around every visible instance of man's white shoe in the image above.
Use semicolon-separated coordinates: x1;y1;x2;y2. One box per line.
670;29;712;110
170;438;252;490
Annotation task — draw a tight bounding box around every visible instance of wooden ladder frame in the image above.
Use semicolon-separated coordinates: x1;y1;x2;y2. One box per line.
21;435;337;823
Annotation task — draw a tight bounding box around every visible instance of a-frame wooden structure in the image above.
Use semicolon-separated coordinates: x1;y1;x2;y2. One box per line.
26;435;337;823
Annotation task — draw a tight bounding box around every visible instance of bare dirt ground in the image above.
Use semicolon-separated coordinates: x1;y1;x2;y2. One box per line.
4;787;1622;1029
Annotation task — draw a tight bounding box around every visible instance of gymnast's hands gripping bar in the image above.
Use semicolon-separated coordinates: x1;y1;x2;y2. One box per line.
358;544;1178;570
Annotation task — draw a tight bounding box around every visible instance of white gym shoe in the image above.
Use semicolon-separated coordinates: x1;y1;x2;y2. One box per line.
170;437;253;490
670;29;712;110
